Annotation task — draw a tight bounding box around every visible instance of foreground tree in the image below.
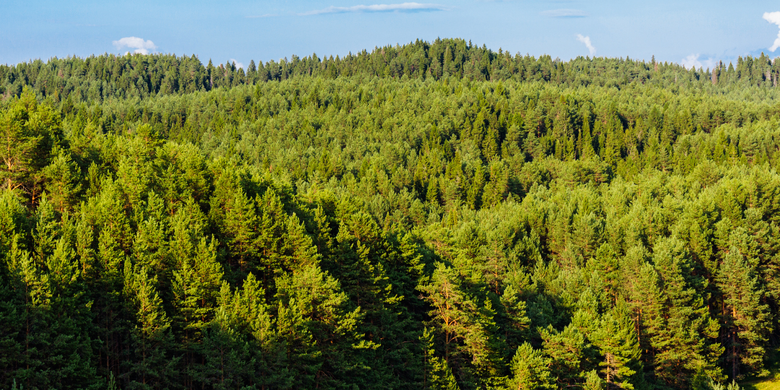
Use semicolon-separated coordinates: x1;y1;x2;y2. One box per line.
0;88;60;203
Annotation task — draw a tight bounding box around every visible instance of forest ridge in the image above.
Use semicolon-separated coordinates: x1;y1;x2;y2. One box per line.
2;38;780;389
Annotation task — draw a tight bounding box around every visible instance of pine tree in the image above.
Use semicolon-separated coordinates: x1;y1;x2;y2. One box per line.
584;369;606;390
198;284;257;390
497;284;531;356
246;60;257;84
482;160;509;208
505;342;555;389
580;106;596;159
132;198;169;282
222;188;258;273
5;234;52;389
591;303;643;390
467;164;485;210
41;147;81;214
421;327;460;390
43;227;101;389
274;263;367;388
646;237;723;387
172;237;223;336
419;262;499;385
541;324;595;388
0;87;60;202
717;247;770;379
125;265;178;389
171;235;224;387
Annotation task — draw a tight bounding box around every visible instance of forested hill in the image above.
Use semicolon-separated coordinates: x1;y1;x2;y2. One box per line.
2;39;780;390
3;38;780;104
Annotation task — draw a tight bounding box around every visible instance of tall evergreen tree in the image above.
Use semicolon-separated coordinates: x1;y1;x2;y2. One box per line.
717;247;770;379
0;87;60;202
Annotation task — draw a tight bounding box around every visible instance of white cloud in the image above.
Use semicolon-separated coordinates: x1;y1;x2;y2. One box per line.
112;37;157;55
303;2;447;15
576;34;596;56
541;9;586;18
680;54;719;70
763;11;780;52
230;59;245;70
681;54;702;69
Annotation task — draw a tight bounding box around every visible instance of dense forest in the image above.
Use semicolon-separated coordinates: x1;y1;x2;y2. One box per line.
2;38;780;389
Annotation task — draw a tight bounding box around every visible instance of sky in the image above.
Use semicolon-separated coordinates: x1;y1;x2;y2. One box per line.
2;0;780;70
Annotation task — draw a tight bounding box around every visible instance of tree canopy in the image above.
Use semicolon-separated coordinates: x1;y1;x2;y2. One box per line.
1;38;779;389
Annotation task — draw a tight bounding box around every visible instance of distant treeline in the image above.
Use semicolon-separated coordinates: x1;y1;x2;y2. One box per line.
2;38;780;104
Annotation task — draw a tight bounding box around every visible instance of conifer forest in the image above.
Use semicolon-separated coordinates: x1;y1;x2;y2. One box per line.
4;38;780;389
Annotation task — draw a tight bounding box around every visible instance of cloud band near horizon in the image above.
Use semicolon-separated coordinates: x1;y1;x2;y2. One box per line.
112;37;157;55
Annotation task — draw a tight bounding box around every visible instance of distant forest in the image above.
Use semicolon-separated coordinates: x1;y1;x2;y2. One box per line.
2;38;780;389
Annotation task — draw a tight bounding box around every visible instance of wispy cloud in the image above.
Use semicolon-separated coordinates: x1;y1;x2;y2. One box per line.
112;37;157;55
246;14;277;18
303;2;447;15
764;11;780;52
230;59;245;70
576;34;596;56
541;9;586;18
681;54;719;70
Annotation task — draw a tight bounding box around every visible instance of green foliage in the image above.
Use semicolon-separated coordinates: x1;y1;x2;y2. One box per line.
0;87;61;202
506;342;555;389
590;303;643;389
2;41;780;389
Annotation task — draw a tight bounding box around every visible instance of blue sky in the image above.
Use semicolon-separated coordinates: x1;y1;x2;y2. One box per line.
2;0;780;69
